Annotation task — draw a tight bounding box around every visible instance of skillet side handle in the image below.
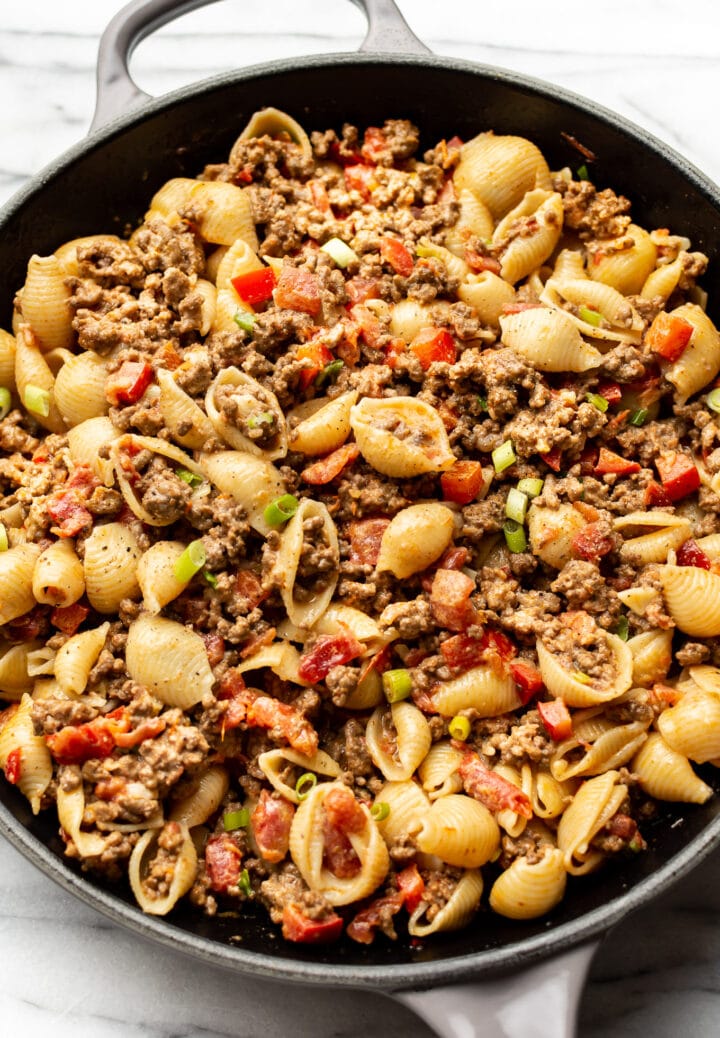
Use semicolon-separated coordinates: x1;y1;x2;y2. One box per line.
391;941;598;1038
352;0;431;55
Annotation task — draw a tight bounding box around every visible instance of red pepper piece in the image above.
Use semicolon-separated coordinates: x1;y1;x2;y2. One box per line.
509;660;544;704
537;699;573;741
282;903;344;943
380;237;414;276
676;538;711;570
344;164;376;200
459;753;533;818
540;447;563;472
297;629;364;683
440;460;485;505
571;521;615;561
396;863;426;913
5;747;21;785
274;266;322;316
230;267;276;305
105;361;154;406
655;451;700;501
409;327;457;369
301;443;360;485
50;602;89;636
644;481;672;508
645;311;694;363
429;569;477;632
594;447;641;476
360;126;387;163
348;517;391;566
296;341;334;390
252;790;295;864
205;834;243;893
597;381;623;405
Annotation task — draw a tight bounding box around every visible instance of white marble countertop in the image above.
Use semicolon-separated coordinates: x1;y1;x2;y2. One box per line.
3;1;720;1035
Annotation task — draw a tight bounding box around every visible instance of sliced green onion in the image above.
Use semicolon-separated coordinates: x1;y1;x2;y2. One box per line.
576;164;589;181
315;359;344;388
382;668;412;703
706;388;720;414
505;488;529;525
476;395;488;412
246;411;275;429
492;439;516;474
586;392;609;413
503;518;527;553
0;387;11;420
578;305;603;327
223;808;249;831
0;523;7;552
23;384;50;418
263;493;299;527
295;772;317;801
628;835;644;854
615;615;630;642
573;671;593;685
517;477;544;499
320;237;359;268
204;570;218;589
448;715;471;741
234;310;257;333
371;802;390;822
176;468;204;488
629;408;649;427
174;539;206;583
238;868;253;896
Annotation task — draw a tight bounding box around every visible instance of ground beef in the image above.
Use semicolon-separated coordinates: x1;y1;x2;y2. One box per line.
550;560;621;628
132;217;205;275
555;178;632;239
478;709;553;766
32;696;98;736
76;238;145;287
0;411;39;454
187;492;250;569
539;611;617;686
260;863;335;924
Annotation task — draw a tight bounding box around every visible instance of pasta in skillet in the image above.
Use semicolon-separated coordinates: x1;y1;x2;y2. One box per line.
1;110;719;946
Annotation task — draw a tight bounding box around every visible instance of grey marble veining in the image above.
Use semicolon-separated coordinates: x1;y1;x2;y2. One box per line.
3;1;720;1035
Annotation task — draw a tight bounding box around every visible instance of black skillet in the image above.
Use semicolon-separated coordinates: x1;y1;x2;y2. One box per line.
2;2;720;1034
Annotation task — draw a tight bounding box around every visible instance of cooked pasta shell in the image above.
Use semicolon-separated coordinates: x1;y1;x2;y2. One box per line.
640;255;684;301
537;633;632;708
0;641;42;700
696;533;720;562
493;190;563;284
198;450;286;537
343;666;383;710
656;564;720;636
687;664;720;695
288;390;358;456
662;303;720;404
32;538;85;607
628;629;673;686
67;416;117;484
416;239;469;282
417;794;500;868
53;351;109;426
156;368;215;450
0;694;52;813
136;540;189;614
499;306;602;373
214;237;264;292
550;709;648;781
540;277;643;345
0;328;17;391
389;299;434;343
169;766;230;827
657;690;720;763
365;702;432;782
556;770;628;875
551;249;586;281
257;748;341;805
431;665;521;717
272;498;339;629
56;769;109;857
211;287;253;333
83;522;141;613
129;822;198;915
457;272;516;328
350;396;455;477
522;764;573;819
150;177;258;250
527;503;587;569
373;779;431;845
234;642;310;687
21;254;73;351
445;188;494;255
408;868;484;937
110;435;204;527
454;132;552;219
0;543;42;625
613;510;691;565
589;224;657;295
310;603;383;650
492;764;528;838
489;848;567;920
14;326;65;433
632;732;712;804
616;585;662;617
418;741;465;801
25;646;56;678
126;615;214;710
54;622;110;695
289;781;390;906
205;367;287;459
234;107;313;162
54;234;122;277
376;503;455;579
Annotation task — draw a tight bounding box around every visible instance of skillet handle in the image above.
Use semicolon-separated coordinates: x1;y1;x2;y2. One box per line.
391;941;598;1038
91;0;429;132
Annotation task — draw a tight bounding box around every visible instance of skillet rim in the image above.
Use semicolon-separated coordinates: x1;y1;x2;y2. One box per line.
2;48;720;988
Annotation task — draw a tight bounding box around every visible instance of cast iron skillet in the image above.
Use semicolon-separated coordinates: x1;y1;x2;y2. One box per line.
2;2;720;1034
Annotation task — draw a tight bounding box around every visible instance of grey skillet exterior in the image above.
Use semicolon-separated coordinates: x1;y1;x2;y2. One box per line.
2;1;720;1035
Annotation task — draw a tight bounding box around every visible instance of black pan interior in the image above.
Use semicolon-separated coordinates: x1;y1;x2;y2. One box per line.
3;53;720;981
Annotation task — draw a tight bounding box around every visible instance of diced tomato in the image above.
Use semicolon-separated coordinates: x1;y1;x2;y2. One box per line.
437;399;459;431
350;303;383;348
438;546;470;571
383;337;406;369
4;747;21;785
540;447;563;472
324;785;367;834
113;716;166;749
301;443;360;485
676;538;711;570
252;790;295;864
438;178;456;205
235;570;268;611
296;341;334;389
480;629;517;664
246;696;319;757
572;521;615;561
46;718;117;765
274;266;322;316
357;644;391;684
459;754;533;818
345;276;381;307
606;813;638;841
361;126;387;163
429;568;477;631
440;460;484;505
348;517;390;566
655;451;700;501
298;629;364;683
537;699;573;741
201;632;226;668
239;626;277;660
50;602;89;636
650;682;683;709
597;381;623;406
344;164;377;200
440;633;486;672
205;834;242;893
323;825;361;879
347;892;405;944
222;685;256;729
94;776;126;801
509;660;544;704
105;361;154;406
6;607;48;642
594;447;641;476
46;492;93;538
465;249;502;275
396;863;425;913
409;327;457;369
380;237;414;277
308;180;331;212
282;903;344;944
154;342;182;371
322;786;365;878
644;481;672;508
337;321;361;367
235;166;253;184
645;311;694;363
217;668;247;702
231;267;276;305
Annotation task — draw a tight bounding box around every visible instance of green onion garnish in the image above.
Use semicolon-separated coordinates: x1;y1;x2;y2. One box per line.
238;868;253;896
263;493;299;527
295;772;317;801
573;671;593;685
204;570;218;589
371;802;390;822
0;523;7;552
177;468;203;488
629;408;649;427
223;808;249;831
448;715;471;741
628;835;644;854
492;439;516;474
476;395;488;412
517;477;544;499
382;668;412;703
315;359;344;388
23;384;50;418
505;487;529;525
615;615;629;641
246;411;275;429
706;388;720;414
234;311;257;333
503;518;527;553
578;306;603;327
586;392;609;413
576;164;589;181
174;539;206;583
0;387;11;420
320;237;359;268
